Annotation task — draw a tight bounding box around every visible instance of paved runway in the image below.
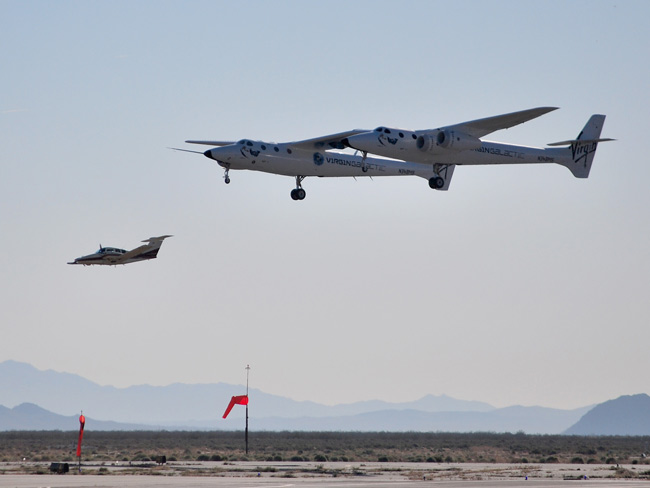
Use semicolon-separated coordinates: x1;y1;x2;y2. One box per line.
1;462;648;488
1;475;649;488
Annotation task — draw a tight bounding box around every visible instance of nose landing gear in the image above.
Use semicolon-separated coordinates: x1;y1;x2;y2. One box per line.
290;176;306;200
223;165;231;184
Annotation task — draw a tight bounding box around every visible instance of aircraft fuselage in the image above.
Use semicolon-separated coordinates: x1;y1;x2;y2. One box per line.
204;141;437;179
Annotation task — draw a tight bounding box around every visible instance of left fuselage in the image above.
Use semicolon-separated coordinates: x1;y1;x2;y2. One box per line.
203;140;436;179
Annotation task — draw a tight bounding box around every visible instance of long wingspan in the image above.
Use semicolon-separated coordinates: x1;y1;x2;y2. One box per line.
185;130;368;151
186;140;236;146
439;107;559;138
288;129;369;150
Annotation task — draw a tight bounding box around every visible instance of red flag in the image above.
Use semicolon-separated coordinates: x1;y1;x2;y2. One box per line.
222;395;248;419
76;414;85;457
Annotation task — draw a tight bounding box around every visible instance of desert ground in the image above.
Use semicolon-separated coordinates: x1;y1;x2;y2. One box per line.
1;461;649;488
2;432;649;487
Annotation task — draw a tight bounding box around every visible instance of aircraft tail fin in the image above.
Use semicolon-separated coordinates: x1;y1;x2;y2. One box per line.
119;235;172;262
548;115;614;178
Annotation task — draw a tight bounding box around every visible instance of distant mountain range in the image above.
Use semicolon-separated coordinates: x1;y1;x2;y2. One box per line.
564;394;650;435
1;360;647;434
0;403;151;431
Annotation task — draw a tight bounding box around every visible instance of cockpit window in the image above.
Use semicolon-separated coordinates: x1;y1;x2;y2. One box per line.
374;127;383;132
100;247;126;254
384;129;391;134
237;139;245;145
246;141;253;146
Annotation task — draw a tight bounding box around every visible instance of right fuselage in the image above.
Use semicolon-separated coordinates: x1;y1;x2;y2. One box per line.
345;127;569;168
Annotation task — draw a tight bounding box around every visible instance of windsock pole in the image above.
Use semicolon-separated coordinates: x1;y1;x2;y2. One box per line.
245;364;250;455
77;411;85;473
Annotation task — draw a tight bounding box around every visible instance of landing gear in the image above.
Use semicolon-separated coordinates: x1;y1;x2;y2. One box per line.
223;165;231;184
361;151;369;173
429;176;444;189
290;176;306;200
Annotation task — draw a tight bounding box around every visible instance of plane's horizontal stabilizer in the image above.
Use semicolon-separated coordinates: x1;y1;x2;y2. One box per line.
142;235;173;244
548;138;616;147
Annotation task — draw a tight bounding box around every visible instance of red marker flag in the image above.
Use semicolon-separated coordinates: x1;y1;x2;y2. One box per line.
76;414;85;457
222;395;248;419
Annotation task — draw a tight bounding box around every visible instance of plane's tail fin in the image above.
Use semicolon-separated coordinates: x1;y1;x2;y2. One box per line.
139;235;172;259
548;115;614;178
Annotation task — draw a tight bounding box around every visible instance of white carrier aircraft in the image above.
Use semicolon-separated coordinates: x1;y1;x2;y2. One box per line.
177;107;612;200
68;235;172;266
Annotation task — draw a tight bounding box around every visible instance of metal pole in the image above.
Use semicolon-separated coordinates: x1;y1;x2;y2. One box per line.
245;365;250;455
78;410;82;473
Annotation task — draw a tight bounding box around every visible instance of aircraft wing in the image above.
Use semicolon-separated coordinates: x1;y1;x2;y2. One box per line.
438;107;559;138
185;140;236;146
289;129;369;150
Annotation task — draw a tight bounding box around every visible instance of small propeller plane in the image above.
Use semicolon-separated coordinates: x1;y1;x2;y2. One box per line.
175;107;612;200
68;235;172;266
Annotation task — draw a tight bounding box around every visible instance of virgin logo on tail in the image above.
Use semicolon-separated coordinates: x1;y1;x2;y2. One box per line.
571;141;597;165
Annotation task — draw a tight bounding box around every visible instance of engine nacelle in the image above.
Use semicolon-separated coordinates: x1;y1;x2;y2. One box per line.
416;130;482;153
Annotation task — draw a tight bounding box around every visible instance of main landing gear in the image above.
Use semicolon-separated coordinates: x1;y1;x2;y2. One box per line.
361;151;369;173
290;176;306;200
428;176;444;189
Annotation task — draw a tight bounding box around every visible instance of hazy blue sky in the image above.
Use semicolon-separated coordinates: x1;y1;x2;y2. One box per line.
2;0;648;412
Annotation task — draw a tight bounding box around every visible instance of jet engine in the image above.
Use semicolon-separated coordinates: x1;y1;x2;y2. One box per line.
416;130;482;153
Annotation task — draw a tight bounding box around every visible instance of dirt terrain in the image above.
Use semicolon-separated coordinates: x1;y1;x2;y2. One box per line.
1;431;649;481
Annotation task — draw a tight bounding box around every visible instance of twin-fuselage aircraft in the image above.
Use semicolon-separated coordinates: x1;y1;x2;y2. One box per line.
177;107;612;200
68;235;172;266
